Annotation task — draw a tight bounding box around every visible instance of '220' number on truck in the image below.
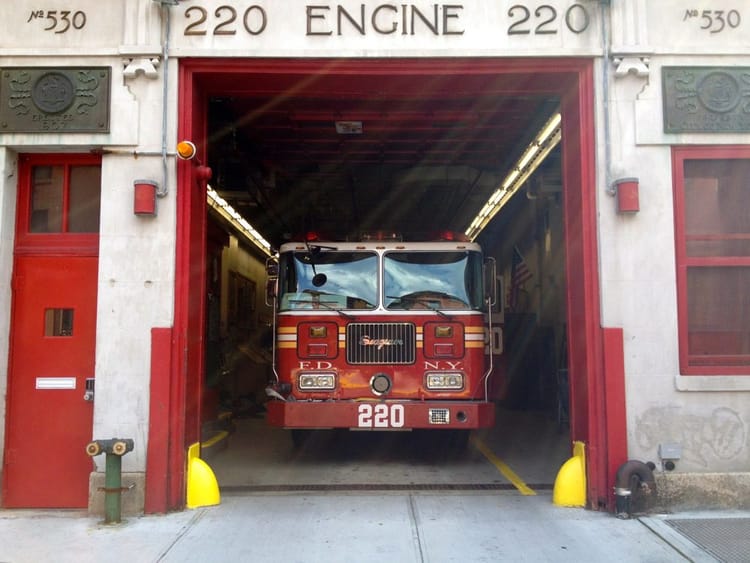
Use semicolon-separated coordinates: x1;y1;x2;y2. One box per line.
358;404;405;428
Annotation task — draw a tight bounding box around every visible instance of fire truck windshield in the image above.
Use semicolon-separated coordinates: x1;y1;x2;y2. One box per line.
278;250;378;311
384;250;483;311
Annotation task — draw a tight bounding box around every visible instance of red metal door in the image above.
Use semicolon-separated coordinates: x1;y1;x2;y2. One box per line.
3;255;98;507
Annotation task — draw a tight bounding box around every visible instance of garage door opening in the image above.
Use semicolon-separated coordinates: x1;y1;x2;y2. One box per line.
165;57;604;510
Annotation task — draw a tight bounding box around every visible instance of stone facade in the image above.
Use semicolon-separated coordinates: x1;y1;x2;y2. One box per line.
1;0;748;511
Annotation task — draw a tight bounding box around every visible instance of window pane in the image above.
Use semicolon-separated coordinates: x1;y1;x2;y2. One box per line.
68;166;101;233
687;266;750;363
30;165;64;233
44;308;74;336
684;159;750;257
384;251;483;310
278;251;378;311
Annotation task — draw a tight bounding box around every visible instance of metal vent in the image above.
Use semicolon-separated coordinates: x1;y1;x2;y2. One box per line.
429;408;450;424
346;322;416;364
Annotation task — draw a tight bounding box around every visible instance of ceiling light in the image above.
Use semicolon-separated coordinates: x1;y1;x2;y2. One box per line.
516;143;540;172
207;187;273;256
465;111;561;241
502;169;520;190
537;112;562;144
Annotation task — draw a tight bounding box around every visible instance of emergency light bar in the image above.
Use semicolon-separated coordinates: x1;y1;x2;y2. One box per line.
360;231;403;241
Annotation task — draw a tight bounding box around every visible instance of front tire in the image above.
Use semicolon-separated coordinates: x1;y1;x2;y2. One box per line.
290;429;313;448
444;429;470;452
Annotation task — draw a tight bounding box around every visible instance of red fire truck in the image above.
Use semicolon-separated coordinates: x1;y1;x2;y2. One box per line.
264;232;496;445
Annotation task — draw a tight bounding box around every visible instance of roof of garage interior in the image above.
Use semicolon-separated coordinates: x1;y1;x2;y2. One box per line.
197;58;564;248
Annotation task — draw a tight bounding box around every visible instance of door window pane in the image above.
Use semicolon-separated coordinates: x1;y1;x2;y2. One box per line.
30;166;64;233
27;163;101;234
68;166;101;233
44;308;74;337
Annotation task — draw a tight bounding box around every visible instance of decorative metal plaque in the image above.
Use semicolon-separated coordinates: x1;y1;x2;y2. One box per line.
663;67;750;133
0;67;110;133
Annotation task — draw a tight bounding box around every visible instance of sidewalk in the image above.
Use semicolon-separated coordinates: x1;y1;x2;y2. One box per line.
2;492;747;562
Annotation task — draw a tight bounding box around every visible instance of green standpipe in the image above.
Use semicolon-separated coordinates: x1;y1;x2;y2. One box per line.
104;452;123;524
85;438;134;524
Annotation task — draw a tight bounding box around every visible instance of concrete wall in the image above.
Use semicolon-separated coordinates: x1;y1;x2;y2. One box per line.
599;0;750;477
0;50;179;476
90;63;178;474
1;0;749;505
0;148;18;479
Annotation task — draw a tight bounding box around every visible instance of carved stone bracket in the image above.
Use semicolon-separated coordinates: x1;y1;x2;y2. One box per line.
609;0;651;80
123;56;161;80
612;55;650;79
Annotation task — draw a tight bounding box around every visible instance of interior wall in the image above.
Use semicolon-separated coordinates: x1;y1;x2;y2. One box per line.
220;237;272;341
207;231;273;416
481;189;566;412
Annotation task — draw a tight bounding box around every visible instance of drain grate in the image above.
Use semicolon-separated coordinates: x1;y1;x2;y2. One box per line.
221;483;554;493
664;518;750;563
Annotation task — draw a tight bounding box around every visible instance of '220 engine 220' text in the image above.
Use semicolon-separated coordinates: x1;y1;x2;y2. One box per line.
180;3;594;37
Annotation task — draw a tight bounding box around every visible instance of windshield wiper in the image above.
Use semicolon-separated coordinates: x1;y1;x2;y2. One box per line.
316;299;355;320
302;290;354;320
386;294;452;319
308;243;338;252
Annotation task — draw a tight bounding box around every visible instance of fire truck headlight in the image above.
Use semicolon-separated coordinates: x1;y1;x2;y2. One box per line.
425;372;464;390
298;373;336;391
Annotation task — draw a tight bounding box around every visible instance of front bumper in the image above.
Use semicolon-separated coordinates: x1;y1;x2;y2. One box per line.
266;399;495;429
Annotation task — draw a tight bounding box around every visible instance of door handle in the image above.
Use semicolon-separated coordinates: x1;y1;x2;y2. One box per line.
84;378;95;402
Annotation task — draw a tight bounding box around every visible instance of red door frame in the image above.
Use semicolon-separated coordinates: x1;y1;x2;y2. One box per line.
3;153;101;508
560;75;611;509
151;57;614;512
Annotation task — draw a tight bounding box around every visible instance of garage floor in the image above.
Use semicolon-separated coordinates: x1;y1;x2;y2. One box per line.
7;407;741;562
208;407;571;494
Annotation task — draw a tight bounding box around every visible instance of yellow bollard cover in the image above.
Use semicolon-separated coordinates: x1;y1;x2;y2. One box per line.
186;442;221;508
552;441;586;507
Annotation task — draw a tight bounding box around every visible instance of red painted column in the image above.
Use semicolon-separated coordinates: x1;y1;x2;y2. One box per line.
561;61;605;509
603;327;628;512
145;327;173;514
170;62;209;510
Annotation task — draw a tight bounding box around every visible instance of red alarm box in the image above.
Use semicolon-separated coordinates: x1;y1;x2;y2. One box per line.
134;180;159;216
615;178;639;213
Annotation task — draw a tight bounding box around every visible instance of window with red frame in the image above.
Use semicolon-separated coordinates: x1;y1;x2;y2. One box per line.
672;146;750;374
16;154;101;254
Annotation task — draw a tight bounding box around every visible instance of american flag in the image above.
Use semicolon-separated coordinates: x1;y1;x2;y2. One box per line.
507;246;532;311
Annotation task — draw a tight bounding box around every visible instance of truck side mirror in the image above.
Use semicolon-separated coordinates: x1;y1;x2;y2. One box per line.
265;278;277;306
265;256;279;307
484;257;497;307
265;257;279;276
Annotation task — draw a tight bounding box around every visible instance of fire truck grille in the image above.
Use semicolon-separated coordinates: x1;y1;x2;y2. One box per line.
346;322;416;364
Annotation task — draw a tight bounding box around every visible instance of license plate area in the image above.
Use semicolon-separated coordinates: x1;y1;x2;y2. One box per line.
356;403;405;428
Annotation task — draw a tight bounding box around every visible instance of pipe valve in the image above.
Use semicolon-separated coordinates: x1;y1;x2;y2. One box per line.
86;438;134;457
614;459;656;519
85;438;135;524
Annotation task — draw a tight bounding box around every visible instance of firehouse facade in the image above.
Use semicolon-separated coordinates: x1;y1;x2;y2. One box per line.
1;0;749;514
